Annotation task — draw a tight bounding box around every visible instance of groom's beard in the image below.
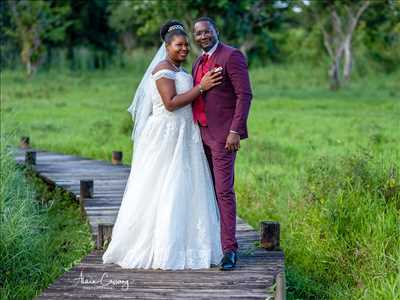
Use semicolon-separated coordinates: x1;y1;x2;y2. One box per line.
202;40;218;52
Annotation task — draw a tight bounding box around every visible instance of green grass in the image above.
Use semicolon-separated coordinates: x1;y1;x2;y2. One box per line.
1;59;399;299
0;131;95;300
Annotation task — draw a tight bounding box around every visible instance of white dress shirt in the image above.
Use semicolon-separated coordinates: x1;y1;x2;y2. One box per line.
202;41;219;57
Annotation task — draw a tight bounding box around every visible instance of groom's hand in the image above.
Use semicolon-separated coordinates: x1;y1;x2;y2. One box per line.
225;132;240;152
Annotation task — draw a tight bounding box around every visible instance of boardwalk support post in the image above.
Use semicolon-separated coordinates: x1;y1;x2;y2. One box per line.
112;151;123;165
79;180;93;218
260;221;280;250
97;223;114;250
25;151;36;165
274;271;286;300
20;136;30;149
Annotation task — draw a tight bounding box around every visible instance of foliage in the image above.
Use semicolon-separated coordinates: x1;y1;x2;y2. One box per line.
285;152;399;299
0;129;94;299
4;0;71;75
1;0;399;81
1;59;399;298
357;0;400;73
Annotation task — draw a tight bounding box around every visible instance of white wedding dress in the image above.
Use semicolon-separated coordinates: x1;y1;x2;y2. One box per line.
102;68;223;270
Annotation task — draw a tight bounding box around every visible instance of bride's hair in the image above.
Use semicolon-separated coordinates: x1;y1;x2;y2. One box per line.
160;20;187;44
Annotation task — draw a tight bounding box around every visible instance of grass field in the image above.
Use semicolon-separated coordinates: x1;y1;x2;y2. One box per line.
0;132;94;300
1;57;399;299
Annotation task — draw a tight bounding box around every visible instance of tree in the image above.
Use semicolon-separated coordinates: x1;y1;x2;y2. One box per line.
108;0;291;61
358;0;400;73
302;0;370;89
107;0;159;52
219;0;291;61
7;0;70;76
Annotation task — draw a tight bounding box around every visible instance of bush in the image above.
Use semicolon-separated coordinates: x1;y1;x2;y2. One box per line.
285;150;400;299
0;131;94;300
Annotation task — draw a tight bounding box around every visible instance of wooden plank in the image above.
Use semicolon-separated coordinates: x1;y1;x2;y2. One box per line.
12;148;285;299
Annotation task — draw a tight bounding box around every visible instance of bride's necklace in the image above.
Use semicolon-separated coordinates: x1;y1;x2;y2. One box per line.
166;58;181;72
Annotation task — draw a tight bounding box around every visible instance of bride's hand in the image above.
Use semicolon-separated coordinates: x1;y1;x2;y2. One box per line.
200;68;223;91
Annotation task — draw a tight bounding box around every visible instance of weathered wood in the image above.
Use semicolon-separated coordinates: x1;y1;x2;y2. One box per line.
25;150;36;165
12;148;285;299
80;180;93;217
80;180;93;198
112;151;123;165
20;136;30;148
274;271;286;300
97;223;114;250
260;221;280;250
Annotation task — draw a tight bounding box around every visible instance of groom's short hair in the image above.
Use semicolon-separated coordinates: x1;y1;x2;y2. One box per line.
193;16;218;32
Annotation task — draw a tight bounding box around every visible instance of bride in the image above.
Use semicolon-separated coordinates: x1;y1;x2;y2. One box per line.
102;20;224;270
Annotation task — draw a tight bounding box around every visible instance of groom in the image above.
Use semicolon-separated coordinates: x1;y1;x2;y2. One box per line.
192;17;252;271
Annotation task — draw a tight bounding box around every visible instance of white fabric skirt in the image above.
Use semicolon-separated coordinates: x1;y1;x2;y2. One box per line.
102;109;223;270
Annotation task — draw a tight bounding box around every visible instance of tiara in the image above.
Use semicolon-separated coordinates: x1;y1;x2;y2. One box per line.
168;25;185;32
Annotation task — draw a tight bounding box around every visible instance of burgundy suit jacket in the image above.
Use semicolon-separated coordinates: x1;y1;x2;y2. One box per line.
192;42;252;143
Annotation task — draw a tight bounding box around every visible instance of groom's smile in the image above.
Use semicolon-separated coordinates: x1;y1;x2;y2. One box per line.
193;20;218;52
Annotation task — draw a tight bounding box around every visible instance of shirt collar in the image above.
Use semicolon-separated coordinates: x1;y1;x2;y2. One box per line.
202;41;219;57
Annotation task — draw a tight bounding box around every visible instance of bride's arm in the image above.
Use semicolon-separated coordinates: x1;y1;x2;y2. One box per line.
155;70;222;112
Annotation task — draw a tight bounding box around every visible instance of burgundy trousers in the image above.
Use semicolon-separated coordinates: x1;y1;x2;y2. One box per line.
199;125;238;253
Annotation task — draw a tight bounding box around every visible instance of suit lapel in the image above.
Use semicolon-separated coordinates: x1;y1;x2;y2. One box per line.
212;42;224;62
193;43;224;79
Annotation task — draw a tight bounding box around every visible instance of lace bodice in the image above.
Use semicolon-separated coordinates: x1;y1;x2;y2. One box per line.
150;69;193;118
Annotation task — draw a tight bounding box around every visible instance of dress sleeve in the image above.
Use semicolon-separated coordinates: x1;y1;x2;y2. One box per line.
152;69;176;81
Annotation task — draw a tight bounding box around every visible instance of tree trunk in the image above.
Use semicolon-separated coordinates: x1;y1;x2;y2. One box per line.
311;0;370;90
329;59;341;90
121;31;135;52
343;36;352;82
240;39;255;59
26;60;32;77
342;1;370;82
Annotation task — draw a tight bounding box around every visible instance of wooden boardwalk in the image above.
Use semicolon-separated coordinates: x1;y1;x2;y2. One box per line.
14;147;285;300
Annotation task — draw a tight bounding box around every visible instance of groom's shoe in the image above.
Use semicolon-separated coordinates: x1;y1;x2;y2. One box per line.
219;250;238;271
